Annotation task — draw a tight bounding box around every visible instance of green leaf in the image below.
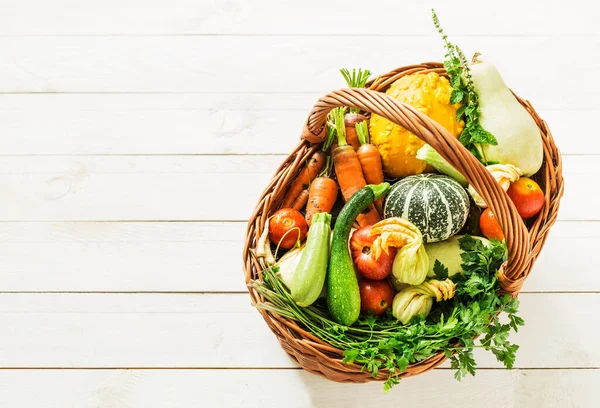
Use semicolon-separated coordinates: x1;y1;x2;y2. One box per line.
452;349;476;380
358;311;377;329
470;125;498;145
397;356;409;372
462;275;486;297
433;259;449;280
465;104;477;118
383;376;400;393
458;129;472;146
458;235;480;252
456;105;467;121
509;314;525;332
450;89;464;105
342;349;360;364
450;74;463;89
504;297;520;314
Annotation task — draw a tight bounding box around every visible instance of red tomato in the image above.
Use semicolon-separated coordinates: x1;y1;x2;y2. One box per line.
359;279;394;316
507;177;545;219
480;208;504;241
350;226;396;280
268;208;308;249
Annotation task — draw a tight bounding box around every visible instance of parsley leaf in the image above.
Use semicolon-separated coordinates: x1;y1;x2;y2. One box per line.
433;259;449;279
383;376;400;393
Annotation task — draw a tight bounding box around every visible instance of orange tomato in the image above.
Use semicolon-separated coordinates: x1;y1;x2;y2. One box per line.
268;208;308;249
507;177;545;219
480;208;504;241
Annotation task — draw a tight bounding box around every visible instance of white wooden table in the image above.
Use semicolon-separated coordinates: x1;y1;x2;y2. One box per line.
0;1;596;406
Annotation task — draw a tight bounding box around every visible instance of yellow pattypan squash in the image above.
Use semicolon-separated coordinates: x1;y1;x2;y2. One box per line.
369;72;464;178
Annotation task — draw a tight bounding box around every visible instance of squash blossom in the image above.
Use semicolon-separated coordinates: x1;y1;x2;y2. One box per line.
468;163;523;208
370;218;429;286
392;279;456;324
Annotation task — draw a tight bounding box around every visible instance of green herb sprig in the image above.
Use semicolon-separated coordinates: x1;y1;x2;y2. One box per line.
252;235;523;392
431;9;498;164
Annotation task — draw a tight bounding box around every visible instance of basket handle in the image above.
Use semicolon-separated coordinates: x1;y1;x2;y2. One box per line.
300;87;530;292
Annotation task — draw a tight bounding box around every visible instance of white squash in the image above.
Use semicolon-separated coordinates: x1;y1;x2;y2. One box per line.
471;55;544;176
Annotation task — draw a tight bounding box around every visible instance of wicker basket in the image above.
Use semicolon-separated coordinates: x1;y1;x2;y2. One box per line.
242;62;564;383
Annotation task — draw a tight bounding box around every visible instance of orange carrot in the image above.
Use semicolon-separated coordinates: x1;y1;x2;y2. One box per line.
331;108;380;227
340;68;371;151
291;189;310;211
355;120;385;215
305;162;338;225
344;113;367;151
281;150;326;208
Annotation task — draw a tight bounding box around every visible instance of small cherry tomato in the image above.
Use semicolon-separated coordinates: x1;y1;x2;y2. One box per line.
359;279;394;316
480;208;504;241
268;208;308;249
507;177;545;219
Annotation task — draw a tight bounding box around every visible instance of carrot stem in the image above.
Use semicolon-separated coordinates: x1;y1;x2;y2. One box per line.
322;125;336;152
355;120;369;145
318;155;332;178
333;107;348;146
340;68;371;114
340;68;371;88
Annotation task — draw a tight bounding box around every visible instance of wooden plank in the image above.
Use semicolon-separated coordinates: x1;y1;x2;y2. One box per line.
0;154;585;221
0;369;596;407
0;293;596;368
0;0;593;35
0;94;590;155
0;36;595;110
0;155;278;221
0;221;594;293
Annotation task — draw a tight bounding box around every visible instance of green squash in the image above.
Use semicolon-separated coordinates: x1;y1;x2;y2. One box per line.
425;235;490;278
383;174;469;243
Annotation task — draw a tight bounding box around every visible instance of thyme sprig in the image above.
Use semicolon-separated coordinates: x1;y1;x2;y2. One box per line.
432;9;498;164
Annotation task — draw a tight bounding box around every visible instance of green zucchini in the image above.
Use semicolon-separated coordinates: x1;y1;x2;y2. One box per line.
291;212;332;307
327;183;390;325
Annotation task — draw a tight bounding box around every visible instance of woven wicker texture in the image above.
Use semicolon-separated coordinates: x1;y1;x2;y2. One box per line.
243;63;564;383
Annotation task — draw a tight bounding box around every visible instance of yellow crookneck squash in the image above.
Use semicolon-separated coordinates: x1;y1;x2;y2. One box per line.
369;72;464;178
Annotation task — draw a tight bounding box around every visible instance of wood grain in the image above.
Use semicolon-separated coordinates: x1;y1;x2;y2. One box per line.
0;36;596;111
0;221;595;293
0;293;596;368
0;154;585;221
0;0;593;35
0;94;591;155
0;0;594;402
0;369;595;407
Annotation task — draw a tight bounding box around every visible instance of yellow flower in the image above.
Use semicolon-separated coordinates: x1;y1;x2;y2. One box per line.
392;279;456;324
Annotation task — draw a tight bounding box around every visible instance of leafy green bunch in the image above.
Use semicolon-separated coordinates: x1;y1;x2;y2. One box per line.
432;9;498;164
252;236;523;392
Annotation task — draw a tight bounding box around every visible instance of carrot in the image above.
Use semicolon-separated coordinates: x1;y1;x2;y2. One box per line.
355;120;385;215
291;188;310;211
331;107;380;227
305;157;338;225
340;68;371;151
344;113;366;151
281;150;326;208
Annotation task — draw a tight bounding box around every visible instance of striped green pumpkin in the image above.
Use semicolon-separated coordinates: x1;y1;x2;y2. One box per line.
383;174;470;243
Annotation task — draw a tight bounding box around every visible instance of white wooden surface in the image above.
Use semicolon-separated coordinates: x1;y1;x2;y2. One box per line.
0;0;596;406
